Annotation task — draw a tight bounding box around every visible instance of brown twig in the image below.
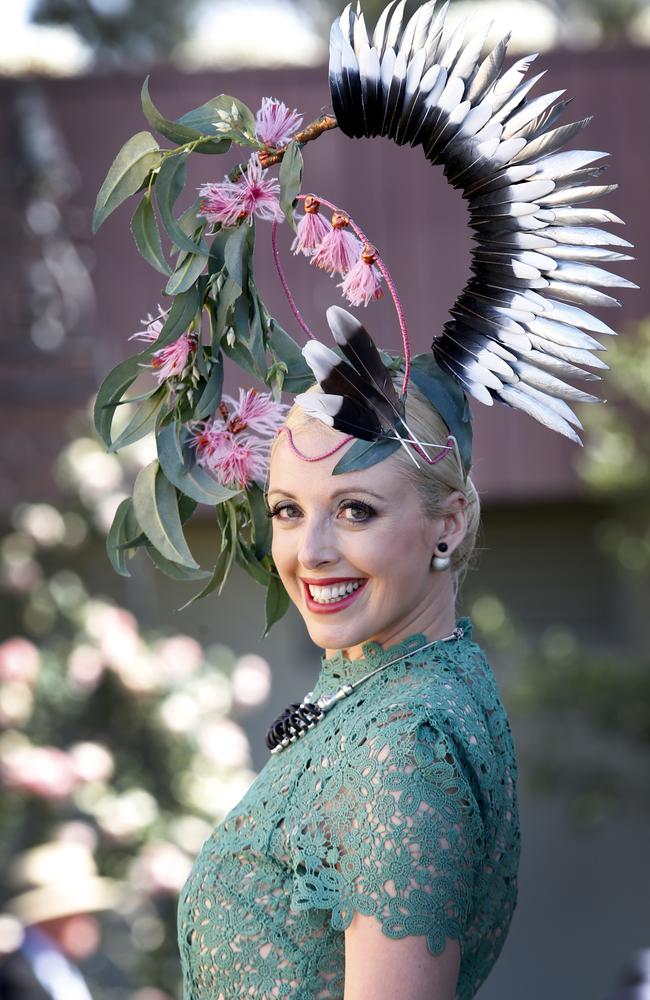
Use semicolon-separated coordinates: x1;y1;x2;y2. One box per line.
258;114;338;168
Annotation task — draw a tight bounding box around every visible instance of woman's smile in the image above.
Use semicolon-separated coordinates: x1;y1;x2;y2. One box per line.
301;577;368;613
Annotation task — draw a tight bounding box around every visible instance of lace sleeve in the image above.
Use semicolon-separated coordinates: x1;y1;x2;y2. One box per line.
288;712;484;957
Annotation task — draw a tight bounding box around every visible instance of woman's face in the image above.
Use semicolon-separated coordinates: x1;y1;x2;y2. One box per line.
267;421;465;658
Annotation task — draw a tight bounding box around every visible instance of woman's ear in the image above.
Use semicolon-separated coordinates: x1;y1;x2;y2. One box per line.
436;491;467;555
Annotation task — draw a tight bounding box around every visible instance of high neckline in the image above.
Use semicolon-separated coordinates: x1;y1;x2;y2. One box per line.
317;616;473;685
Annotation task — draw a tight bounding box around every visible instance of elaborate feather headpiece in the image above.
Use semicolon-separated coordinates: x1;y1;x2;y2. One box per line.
324;0;637;446
92;0;636;630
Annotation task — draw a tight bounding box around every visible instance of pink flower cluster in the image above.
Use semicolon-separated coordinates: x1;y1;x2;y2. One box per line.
255;96;303;148
130;306;197;384
190;388;288;489
291;199;384;308
198;152;283;229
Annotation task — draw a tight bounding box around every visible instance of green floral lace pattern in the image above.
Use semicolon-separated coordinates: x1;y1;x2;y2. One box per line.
177;618;521;999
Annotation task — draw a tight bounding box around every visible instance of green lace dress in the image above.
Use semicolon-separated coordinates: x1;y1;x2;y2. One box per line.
177;618;521;999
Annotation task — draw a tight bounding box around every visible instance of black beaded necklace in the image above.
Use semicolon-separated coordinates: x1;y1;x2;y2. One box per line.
265;625;465;755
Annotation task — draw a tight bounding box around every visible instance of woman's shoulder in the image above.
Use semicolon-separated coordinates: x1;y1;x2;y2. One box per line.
359;620;516;784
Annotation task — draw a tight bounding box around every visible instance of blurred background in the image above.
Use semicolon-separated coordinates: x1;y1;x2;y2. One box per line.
0;0;649;998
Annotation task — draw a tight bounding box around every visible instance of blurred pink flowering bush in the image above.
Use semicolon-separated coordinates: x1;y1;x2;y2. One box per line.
0;420;274;998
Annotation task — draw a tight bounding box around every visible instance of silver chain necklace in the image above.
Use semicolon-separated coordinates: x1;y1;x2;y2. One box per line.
265;625;465;754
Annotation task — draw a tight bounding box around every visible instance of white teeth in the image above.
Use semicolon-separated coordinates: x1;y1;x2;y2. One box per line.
307;580;364;604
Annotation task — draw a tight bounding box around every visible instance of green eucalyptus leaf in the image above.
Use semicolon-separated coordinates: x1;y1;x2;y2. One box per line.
141;77;230;153
247;291;269;371
130;193;171;276
165;250;209;296
247;483;272;559
208;229;229;279
409;353;473;474
112;385;161;406
263;574;290;637
195;357;224;420
230;292;265;376
145;544;211;581
94;355;142;448
234;540;272;586
220;337;261;379
133;460;200;569
155;153;208;256
157;422;239;505
109;386;166;453
106;498;140;576
178;196;203;237
93;131;161;234
177;546;230;610
278;140;303;233
332;436;401;475
224;222;251;290
178;494;199;522
266;317;314;392
177;501;237;609
117;491;195;554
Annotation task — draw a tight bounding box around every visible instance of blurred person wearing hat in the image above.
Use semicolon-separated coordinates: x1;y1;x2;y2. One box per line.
0;841;123;1000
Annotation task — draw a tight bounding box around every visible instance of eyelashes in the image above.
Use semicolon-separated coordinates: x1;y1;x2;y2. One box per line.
265;500;377;522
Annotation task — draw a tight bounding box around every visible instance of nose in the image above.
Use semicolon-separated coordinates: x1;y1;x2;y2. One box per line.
297;513;339;569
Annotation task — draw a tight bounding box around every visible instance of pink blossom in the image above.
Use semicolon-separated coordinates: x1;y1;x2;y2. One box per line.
310;212;362;276
128;306;168;345
190;389;288;488
191;422;270;488
222;387;289;435
189;420;232;466
150;333;195;383
130;307;197;385
337;243;384;307
255;97;303;148
198;153;283;228
207;435;270;489
291;196;333;256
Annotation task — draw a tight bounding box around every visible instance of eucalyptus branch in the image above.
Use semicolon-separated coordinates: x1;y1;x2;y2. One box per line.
258;114;338;168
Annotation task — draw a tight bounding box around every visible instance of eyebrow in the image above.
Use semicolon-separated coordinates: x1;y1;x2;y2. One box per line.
267;487;387;501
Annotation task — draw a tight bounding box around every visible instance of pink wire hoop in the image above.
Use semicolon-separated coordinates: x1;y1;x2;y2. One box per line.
276;425;355;461
270;193;410;394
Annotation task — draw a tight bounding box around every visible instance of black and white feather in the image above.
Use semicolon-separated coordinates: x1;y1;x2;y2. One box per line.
329;0;637;442
296;305;405;440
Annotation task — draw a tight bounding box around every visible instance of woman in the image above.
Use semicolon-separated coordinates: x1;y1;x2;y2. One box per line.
90;0;634;994
176;365;521;1000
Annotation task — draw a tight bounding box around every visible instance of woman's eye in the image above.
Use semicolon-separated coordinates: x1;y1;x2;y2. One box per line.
266;502;301;520
339;501;375;522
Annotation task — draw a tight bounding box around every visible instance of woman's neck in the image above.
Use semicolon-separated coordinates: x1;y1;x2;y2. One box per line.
325;578;457;662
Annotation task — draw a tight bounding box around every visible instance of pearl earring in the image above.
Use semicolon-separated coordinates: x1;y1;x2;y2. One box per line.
431;541;450;572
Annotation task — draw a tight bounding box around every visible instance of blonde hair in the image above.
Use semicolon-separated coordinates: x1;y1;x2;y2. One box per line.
268;376;481;594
